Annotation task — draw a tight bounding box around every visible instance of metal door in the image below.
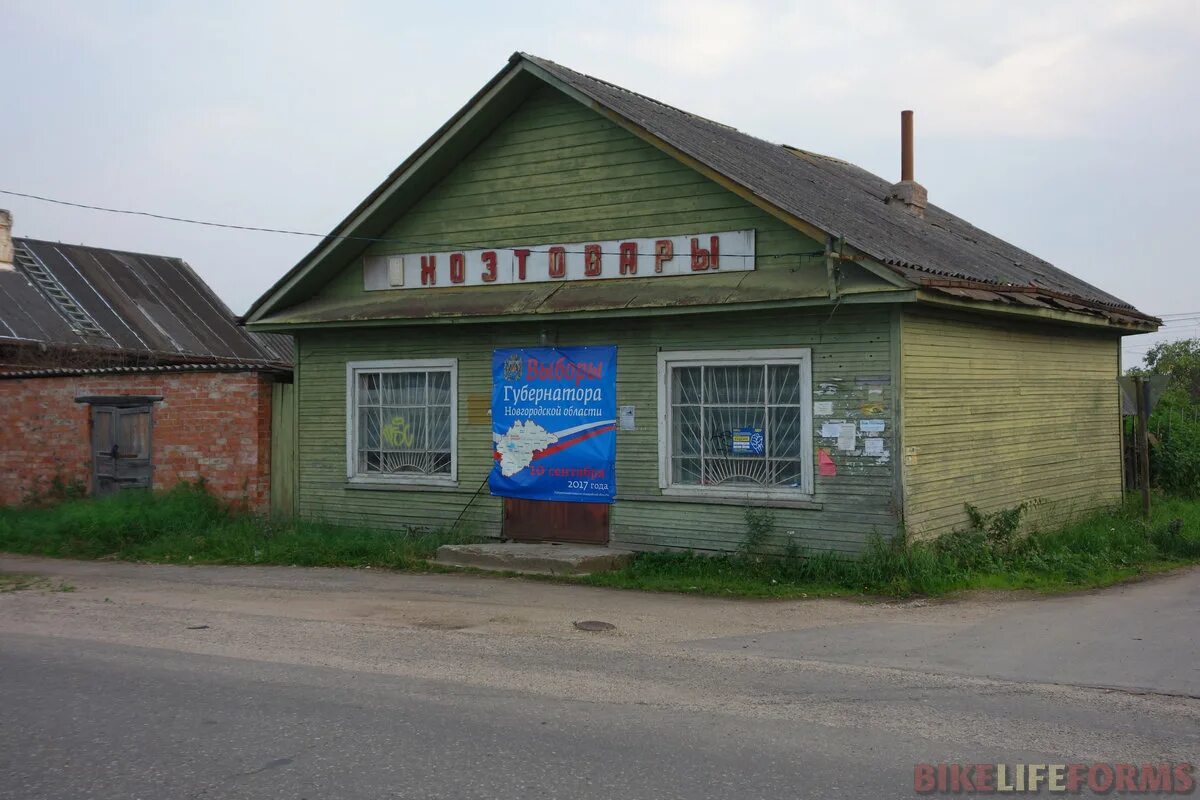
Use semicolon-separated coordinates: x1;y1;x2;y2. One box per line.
503;498;610;544
92;405;153;496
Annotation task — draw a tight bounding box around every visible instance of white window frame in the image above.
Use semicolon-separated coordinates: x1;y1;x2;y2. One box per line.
345;358;458;487
657;348;813;500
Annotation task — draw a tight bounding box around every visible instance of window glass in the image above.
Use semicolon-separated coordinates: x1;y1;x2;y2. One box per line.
358;373;380;406
666;356;809;492
704;365;764;405
353;366;454;479
769;364;802;405
428;371;452;406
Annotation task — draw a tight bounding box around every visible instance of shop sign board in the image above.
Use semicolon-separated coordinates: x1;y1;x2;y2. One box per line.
365;230;755;290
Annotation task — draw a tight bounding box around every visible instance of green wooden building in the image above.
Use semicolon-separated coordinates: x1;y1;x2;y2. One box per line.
245;53;1158;554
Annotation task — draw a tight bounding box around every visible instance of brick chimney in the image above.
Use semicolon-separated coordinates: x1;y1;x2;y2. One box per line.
0;210;12;271
886;110;927;216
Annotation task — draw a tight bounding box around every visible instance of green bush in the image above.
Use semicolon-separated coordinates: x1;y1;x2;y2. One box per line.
1151;413;1200;498
1129;337;1200;498
584;497;1200;598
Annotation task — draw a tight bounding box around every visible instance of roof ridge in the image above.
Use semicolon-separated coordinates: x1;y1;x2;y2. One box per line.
780;145;854;167
14;236;188;263
518;52;739;132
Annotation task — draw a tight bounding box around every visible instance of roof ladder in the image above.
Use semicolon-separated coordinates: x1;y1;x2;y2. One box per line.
13;243;110;340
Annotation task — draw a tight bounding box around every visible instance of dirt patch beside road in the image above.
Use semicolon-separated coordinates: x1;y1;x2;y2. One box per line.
0;554;990;641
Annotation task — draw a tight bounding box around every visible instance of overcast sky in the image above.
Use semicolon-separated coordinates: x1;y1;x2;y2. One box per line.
6;0;1197;366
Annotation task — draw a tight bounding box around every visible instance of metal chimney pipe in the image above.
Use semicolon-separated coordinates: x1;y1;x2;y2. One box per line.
900;110;914;182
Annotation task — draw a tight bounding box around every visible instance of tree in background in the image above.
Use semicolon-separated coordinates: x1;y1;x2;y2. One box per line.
1129;338;1200;497
1140;338;1200;404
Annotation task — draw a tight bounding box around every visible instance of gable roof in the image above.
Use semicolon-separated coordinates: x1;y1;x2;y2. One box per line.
245;52;1155;328
1;238;292;365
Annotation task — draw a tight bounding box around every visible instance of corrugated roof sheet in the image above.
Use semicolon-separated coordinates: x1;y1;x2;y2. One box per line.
0;361;291;381
1;238;291;364
520;54;1140;314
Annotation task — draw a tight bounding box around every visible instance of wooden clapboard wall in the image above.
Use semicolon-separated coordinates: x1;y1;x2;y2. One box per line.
294;306;898;555
316;85;828;301
899;308;1123;540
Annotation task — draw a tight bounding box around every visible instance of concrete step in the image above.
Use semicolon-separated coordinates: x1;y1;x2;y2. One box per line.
433;543;631;576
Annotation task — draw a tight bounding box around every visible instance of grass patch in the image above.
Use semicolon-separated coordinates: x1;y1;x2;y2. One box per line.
0;483;479;569
2;483;1197;601
0;573;74;593
0;573;47;592
578;497;1200;599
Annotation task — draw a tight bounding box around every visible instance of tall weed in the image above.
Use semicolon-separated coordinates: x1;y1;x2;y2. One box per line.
0;482;478;568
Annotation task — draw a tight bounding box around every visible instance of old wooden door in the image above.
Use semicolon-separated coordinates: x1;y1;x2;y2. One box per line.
92;405;153;496
503;498;610;544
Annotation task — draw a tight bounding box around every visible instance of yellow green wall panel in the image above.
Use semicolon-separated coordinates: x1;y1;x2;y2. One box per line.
899;308;1123;539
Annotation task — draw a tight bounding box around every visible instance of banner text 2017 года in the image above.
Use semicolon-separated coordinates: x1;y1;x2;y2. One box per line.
489;346;617;504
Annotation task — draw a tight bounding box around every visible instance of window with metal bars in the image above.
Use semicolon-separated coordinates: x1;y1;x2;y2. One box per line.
346;360;457;485
659;349;813;498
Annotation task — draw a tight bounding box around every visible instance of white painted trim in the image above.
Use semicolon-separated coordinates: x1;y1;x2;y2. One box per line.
656;348;813;364
660;485;815;502
348;358;459;371
656;347;814;498
345;358;459;487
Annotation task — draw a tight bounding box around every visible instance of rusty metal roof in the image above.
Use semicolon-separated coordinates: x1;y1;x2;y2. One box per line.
0;238;291;365
520;54;1141;315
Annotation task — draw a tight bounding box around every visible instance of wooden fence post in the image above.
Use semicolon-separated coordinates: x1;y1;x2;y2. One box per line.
1136;376;1151;519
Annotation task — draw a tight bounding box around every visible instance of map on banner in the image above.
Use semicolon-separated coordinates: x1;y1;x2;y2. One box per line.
489;346;617;504
495;420;559;477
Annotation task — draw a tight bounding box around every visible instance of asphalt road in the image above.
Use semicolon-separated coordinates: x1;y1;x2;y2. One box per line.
701;566;1200;696
1;557;1197;799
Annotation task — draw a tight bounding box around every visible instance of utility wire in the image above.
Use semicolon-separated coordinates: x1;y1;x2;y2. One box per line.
0;187;823;259
8;187;1197;313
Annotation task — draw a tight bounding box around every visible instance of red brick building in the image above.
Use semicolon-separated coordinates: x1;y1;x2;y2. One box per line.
0;212;293;510
0;364;285;508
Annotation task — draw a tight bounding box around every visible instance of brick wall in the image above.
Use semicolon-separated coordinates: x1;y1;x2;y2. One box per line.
0;371;275;509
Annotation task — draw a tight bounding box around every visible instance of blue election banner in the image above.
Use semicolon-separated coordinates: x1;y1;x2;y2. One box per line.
490;346;617;504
